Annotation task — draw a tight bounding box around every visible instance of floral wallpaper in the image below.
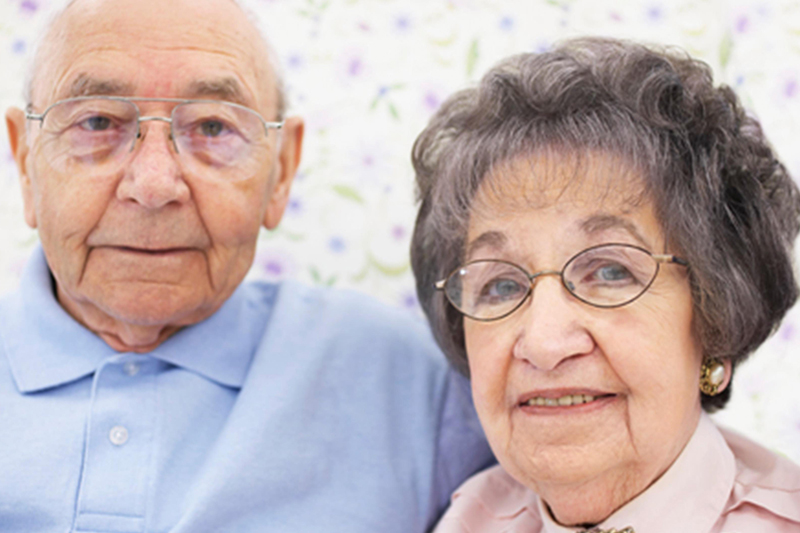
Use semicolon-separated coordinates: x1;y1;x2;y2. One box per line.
2;0;800;464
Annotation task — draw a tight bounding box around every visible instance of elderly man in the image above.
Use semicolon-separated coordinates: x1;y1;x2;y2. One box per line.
1;0;492;531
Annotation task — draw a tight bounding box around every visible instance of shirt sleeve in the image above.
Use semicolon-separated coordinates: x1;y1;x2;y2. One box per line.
426;368;496;531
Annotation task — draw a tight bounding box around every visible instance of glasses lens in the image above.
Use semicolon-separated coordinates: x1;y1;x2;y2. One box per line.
39;98;137;172
445;261;531;320
563;244;658;307
173;102;270;177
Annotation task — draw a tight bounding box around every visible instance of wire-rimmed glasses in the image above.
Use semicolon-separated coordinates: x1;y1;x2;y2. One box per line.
25;96;284;181
435;243;689;321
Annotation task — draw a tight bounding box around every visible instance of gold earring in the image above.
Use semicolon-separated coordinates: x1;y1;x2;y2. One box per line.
699;358;726;396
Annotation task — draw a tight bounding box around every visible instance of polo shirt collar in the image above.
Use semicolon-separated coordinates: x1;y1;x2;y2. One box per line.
149;277;272;389
1;246;271;393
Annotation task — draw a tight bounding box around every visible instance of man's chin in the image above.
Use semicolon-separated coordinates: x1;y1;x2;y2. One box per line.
92;299;203;352
97;328;183;353
100;282;212;317
58;283;219;351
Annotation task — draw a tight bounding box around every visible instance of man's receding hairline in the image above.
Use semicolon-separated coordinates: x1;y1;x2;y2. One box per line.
63;73;253;107
25;0;287;118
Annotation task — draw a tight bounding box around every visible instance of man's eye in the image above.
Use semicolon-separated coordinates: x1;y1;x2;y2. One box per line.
79;115;113;131
199;120;227;137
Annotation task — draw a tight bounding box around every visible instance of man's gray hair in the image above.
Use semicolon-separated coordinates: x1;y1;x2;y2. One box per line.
410;37;800;411
23;0;287;118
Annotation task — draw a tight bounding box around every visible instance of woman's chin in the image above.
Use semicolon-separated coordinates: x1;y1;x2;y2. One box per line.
505;393;629;463
498;405;640;509
505;445;628;490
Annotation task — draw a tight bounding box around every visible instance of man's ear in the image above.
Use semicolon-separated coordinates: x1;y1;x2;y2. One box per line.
263;116;304;230
6;107;37;229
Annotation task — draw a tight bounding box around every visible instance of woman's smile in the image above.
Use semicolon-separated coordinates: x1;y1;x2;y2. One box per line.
517;389;618;411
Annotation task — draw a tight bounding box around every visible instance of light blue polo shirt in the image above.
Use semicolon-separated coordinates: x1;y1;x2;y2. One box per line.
0;248;493;532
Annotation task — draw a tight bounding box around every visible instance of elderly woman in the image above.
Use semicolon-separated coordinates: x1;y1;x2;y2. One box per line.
411;38;800;532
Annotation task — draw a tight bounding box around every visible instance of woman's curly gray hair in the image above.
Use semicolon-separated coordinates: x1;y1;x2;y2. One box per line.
410;37;800;411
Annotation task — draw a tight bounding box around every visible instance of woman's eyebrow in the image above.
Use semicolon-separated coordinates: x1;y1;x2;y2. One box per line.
579;214;651;248
465;231;507;259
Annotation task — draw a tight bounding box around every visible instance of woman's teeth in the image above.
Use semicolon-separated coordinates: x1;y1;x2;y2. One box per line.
524;394;598;407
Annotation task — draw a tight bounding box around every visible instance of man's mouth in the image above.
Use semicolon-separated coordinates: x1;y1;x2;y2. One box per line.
111;246;195;255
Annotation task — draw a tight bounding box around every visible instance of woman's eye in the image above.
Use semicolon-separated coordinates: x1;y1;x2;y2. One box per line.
592;263;634;283
80;115;113;131
479;278;525;301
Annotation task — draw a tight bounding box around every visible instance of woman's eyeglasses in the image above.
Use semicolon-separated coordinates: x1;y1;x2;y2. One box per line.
435;243;688;321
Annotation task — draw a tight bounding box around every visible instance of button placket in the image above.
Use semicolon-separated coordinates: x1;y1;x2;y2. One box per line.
73;357;156;533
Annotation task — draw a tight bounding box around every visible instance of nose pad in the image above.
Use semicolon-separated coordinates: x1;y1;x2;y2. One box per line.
136;116;179;152
137;130;178;152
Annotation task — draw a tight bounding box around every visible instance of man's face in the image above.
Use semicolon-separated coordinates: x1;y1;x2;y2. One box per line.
5;0;303;352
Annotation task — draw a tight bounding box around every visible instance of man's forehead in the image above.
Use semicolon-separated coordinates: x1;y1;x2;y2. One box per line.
60;0;244;28
64;74;252;107
53;0;255;49
32;0;276;112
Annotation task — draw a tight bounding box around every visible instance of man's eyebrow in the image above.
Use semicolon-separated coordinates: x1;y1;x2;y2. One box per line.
67;75;134;98
186;78;249;106
465;231;507;260
579;214;651;247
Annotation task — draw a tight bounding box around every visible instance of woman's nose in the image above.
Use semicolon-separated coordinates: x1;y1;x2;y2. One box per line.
512;275;595;370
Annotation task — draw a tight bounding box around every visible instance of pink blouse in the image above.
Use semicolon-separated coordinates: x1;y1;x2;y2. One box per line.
435;413;800;532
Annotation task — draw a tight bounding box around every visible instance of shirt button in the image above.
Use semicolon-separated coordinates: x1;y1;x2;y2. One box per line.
123;362;140;376
109;425;129;446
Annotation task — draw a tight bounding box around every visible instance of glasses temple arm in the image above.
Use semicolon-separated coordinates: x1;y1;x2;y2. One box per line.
261;120;284;136
653;254;689;267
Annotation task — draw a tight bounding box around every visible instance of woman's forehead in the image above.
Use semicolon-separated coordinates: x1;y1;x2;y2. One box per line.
472;150;650;216
465;150;667;258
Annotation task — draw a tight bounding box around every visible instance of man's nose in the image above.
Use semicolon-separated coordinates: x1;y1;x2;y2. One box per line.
512;275;595;370
116;121;190;209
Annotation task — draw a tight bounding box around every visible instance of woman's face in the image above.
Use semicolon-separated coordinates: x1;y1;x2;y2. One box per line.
463;153;704;522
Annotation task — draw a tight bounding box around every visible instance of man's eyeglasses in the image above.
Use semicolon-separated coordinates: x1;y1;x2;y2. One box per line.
25;96;284;181
434;243;689;321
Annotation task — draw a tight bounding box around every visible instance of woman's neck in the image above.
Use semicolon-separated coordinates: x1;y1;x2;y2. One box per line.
538;466;652;526
526;409;703;526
